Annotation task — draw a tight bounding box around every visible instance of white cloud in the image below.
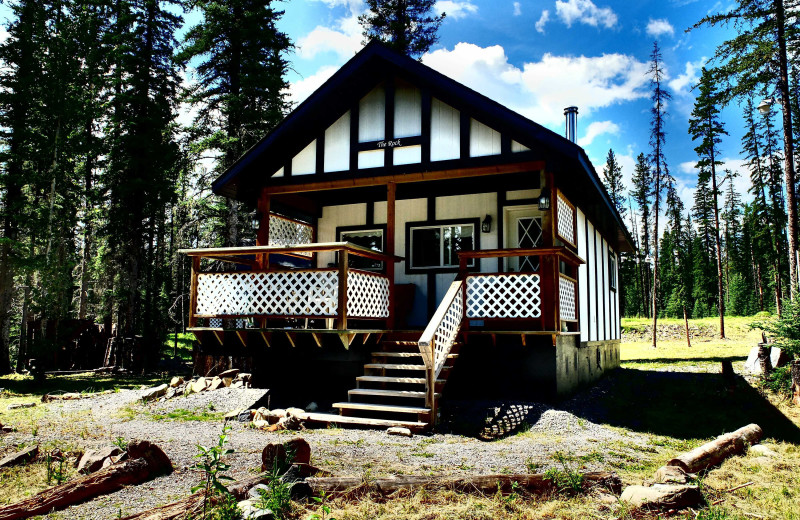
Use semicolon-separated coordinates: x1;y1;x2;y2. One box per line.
435;0;478;19
296;9;364;62
646;18;675;38
578;120;620;147
555;0;618;29
668;58;705;98
513;1;522;16
535;10;550;33
422;43;650;128
287;65;339;107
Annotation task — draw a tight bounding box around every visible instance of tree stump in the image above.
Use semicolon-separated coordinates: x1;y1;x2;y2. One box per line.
792;359;800;406
757;344;772;376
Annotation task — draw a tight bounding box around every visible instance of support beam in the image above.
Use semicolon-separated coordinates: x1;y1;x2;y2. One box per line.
311;333;322;347
213;331;224;346
259;331;272;348
337;251;349;330
235;331;247;348
256;188;271;273
387;182;396;329
285;331;297;348
188;257;200;328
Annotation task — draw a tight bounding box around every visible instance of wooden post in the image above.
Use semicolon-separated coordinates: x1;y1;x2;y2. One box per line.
428;339;436;426
188;257;200;328
757;343;772;376
337;250;348;330
387;182;396;329
256;189;270;267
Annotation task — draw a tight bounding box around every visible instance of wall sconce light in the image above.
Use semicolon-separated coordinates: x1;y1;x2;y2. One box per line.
481;214;492;233
251;211;262;230
538;188;551;211
757;97;774;115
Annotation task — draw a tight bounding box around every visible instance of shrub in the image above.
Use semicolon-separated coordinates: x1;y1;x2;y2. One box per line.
751;298;800;359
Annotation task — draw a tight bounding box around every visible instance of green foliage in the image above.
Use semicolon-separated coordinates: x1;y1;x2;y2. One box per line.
359;0;445;58
543;451;584;496
751;298;800;358
113;436;128;451
46;453;68;485
761;365;793;396
192;425;235;520
255;467;294;519
696;506;730;520
310;490;338;520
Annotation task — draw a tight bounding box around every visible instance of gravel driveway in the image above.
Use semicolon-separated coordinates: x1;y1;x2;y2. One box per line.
1;383;642;519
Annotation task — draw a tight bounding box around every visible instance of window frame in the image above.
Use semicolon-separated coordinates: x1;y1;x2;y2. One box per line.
608;251;617;292
405;218;480;273
336;224;388;272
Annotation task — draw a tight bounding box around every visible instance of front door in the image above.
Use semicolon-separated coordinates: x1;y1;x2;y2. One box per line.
504;205;543;272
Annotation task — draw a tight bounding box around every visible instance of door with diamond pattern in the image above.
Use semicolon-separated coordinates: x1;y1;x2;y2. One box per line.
504;205;543;272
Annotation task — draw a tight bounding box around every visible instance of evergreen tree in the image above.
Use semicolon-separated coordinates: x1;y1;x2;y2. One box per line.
602;148;626;217
359;0;445;58
630;153;652;317
689;66;728;337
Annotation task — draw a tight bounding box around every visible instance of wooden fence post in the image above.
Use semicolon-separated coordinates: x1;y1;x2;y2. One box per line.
337;250;348;330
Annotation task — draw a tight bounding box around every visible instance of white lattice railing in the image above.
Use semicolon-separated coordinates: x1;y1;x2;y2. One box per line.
465;273;541;319
194;269;390;320
419;278;464;379
556;190;576;246
559;274;578;322
269;214;314;256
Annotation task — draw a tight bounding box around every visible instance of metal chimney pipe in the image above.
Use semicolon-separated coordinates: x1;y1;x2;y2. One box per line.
564;106;578;143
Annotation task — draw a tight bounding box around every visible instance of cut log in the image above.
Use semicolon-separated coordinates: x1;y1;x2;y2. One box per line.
0;441;171;520
620;484;703;510
758;344;772;376
792;359;800;406
0;446;38;468
307;471;621;497
667;424;763;474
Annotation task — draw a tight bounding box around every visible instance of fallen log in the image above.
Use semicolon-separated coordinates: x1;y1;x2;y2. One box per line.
0;441;171;520
118;474;269;520
307;471;622;497
667;424;762;474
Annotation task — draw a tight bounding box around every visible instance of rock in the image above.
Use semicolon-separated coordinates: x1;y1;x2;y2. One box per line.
267;409;287;423
253;408;271;429
77;446;123;474
261;437;311;472
225;408;244;421
184;382;196;396
142;384;168;401
218;368;240;379
190;378;208;394
238;500;274;520
164;387;177;400
387;427;413;438
620;484;703;510
653;465;691;484
231;380;244;389
169;376;184;388
247;483;270;500
238;409;254;422
0;445;38;468
7;402;36;410
285;407;305;418
744;347;761;374
305;402;318;412
750;444;777;457
770;347;790;368
277;415;304;431
208;376;225;391
236;373;252;385
223;377;233;387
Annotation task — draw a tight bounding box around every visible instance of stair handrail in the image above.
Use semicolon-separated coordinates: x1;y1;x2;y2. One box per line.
418;276;465;381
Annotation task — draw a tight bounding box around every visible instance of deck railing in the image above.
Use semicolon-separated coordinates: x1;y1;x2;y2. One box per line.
181;242;399;330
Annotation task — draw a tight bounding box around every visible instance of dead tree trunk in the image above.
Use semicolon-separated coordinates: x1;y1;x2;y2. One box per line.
0;441;171;520
307;471;622;497
667;424;762;473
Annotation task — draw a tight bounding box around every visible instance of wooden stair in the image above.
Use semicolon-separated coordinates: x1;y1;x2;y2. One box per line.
331;334;460;431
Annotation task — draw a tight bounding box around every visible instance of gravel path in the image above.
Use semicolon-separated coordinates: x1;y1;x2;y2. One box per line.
1;383;642;519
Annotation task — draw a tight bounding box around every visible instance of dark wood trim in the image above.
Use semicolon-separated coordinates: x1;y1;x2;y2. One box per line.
189;257;200;328
284;158;292;177
427;196;436;222
262;160;547;195
460;111;470;159
405;217;481;274
180;242;402;263
316;132;325;174
497;191;505;272
458;246;584;265
335;224;389;272
426;274;436;322
421;89;431;166
387;182;396;329
349;103;359;172
337;250;349;330
366;201;375;225
501;134;511;156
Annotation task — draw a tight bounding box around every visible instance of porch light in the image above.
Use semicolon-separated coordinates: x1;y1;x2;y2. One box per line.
251;211;262;230
757;98;774;115
481;214;493;233
538;188;551;211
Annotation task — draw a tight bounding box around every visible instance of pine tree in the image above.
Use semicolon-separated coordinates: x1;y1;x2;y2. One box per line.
689;66;729;338
694;0;799;299
630;153;652;317
647;41;671;347
602;148;626;217
359;0;445;58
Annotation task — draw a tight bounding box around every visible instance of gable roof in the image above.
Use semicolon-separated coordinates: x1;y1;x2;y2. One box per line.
213;41;634;252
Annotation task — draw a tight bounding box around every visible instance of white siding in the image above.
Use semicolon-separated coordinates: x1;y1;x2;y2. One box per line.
359;85;385;142
614;253;620;339
271;166;284;178
394;82;421;138
393;145;421;165
604;239;611;341
395;198;428;327
324;111;350;172
430;98;460;161
577;209;588;343
511;140;530;152
292;140;316;176
317;203;367;267
596;230;605;341
358;149;384;169
470;118;501;157
506;189;539;201
586;221;596;341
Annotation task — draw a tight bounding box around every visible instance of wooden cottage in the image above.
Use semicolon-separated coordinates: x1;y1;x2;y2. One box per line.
181;42;634;431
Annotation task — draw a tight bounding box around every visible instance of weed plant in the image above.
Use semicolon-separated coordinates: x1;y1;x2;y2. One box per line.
192;425;235;520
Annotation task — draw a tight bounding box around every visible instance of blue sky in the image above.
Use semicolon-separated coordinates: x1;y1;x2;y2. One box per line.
273;0;752;213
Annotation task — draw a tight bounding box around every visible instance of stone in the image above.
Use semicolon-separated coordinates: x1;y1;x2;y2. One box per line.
285;407;305;418
238;409;254;422
620;484;703;510
164;387;177;400
653;465;691;484
77;446;123;474
7;402;36;410
387;427;413;438
261;437;311;472
267;409;287;423
0;445;38;468
237;373;253;385
247;483;270;500
141;384;168;401
223;377;233;387
208;376;225;391
218;368;240;379
743;347;761;374
238;500;275;520
770;347;790;369
231;380;244;389
750;444;777;457
278;415;304;431
169;376;184;388
190;378;208;394
184;382;196;396
225;408;244;421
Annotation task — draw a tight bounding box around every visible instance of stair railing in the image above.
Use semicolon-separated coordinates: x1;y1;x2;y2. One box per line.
418;276;465;418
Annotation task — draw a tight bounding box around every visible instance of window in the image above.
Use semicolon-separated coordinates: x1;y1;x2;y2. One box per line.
609;252;617;291
407;221;476;271
339;227;384;271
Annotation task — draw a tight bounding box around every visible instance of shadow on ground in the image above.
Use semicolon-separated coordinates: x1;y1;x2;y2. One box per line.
563;367;800;443
622;356;748;365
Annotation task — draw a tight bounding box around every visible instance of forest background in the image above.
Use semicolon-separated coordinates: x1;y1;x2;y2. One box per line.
0;0;798;374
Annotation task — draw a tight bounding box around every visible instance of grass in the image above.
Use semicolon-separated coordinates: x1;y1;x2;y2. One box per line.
149;406;225;422
162;332;195;361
